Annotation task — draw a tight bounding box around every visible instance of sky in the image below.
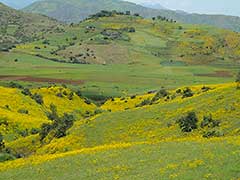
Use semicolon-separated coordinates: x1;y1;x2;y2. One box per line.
126;0;240;17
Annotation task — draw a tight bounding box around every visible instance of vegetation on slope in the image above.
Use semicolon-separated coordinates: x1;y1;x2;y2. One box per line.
0;82;239;179
0;2;64;51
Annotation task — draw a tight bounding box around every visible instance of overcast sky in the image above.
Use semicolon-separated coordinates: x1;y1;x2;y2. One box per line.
126;0;240;17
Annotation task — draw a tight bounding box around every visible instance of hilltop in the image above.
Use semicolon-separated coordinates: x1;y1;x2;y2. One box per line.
23;0;240;32
0;2;63;51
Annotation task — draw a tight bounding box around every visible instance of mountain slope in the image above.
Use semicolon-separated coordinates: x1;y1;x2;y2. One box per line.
0;0;37;9
23;0;240;32
0;2;63;51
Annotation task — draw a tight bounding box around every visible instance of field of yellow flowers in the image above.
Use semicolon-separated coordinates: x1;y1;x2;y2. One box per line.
0;83;239;179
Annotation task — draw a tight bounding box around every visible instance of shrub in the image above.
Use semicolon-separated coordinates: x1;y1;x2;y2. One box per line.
136;99;151;107
56;92;63;98
47;104;58;121
30;128;40;135
39;123;53;141
152;88;168;102
0;153;16;162
130;95;136;99
177;112;198;132
32;93;44;104
203;130;224;138
0;133;5;152
54;113;74;138
200;114;220;128
9;82;23;89
17;109;29;114
182;87;194;98
21;88;32;96
84;98;91;105
68;92;74;100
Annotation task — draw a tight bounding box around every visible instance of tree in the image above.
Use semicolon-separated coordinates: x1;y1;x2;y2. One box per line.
0;133;5;152
54;113;74;138
236;71;240;89
177;112;198;132
47;103;58;120
182;87;194;98
125;11;131;15
32;93;44;104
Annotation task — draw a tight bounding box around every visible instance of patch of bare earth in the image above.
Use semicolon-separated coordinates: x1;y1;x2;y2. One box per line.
195;71;233;78
0;76;84;85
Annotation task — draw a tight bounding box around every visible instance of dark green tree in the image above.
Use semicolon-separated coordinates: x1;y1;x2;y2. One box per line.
0;133;5;152
177;112;198;132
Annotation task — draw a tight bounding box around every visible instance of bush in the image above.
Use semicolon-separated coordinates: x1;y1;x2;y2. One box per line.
0;153;16;162
84;99;91;105
9;82;23;89
54;113;74;138
0;133;5;152
177;112;198;132
30;128;40;135
152;88;168;102
200;114;220;128
39;123;53;141
203;130;224;138
32;93;44;104
21;88;32;96
136;99;151;107
47;104;58;120
182;87;194;98
17;109;29;114
56;92;64;98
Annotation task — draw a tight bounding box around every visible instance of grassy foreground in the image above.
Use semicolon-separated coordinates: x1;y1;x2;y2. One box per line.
0;83;239;179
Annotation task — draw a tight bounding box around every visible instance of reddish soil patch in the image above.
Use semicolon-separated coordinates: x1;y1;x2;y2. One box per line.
0;75;84;85
195;71;233;78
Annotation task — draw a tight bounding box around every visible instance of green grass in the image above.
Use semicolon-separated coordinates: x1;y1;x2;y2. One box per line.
1;139;239;180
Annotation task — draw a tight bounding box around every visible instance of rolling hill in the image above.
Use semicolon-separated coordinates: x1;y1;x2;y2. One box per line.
23;0;240;32
0;3;240;179
0;2;63;51
0;82;239;179
0;0;37;9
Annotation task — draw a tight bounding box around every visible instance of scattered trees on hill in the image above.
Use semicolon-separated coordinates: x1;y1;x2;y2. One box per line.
152;16;176;23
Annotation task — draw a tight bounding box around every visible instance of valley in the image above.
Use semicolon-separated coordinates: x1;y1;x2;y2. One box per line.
0;1;240;180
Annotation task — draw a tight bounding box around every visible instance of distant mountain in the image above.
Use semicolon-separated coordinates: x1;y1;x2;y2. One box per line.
140;2;166;10
23;0;240;32
0;2;62;50
0;0;37;9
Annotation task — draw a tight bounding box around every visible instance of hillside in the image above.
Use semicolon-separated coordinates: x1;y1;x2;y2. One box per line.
0;12;239;99
0;2;64;51
23;0;240;32
0;0;37;9
0;82;239;179
11;13;240;65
